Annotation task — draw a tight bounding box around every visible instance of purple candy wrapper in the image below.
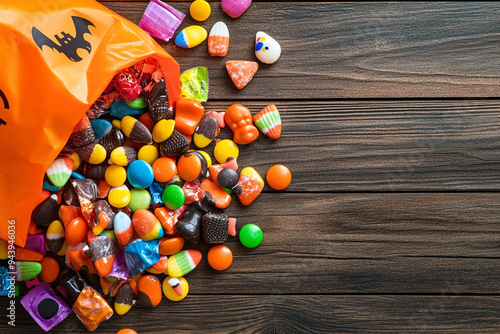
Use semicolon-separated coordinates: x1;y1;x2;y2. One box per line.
108;250;129;280
139;0;185;42
21;282;72;332
25;234;46;256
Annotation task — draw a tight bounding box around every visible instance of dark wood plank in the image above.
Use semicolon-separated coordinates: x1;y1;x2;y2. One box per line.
199;100;500;192
100;2;500;99
1;295;499;333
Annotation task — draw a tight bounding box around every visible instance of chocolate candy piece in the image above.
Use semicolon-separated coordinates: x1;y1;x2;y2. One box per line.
111;146;138;166
72;178;98;224
136;274;162;307
124;239;160;278
202;213;237;244
148;78;173;121
98;128;125;156
32;194;58;227
62;183;80;206
83;163;109;180
194;115;219;148
20;282;72;331
114;282;135;315
175;204;204;244
159;129;190;157
46;220;65;254
73;286;113;332
90;236;118;277
78;143;107;164
59;268;85;305
93;200;115;235
68;115;95;148
217;168;239;190
121;116;153;144
66;248;100;289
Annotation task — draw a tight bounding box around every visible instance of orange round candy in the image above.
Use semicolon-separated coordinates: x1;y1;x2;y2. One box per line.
65;217;88;246
207;245;233;271
152;157;177;182
137;274;162;307
266;164;291;190
159;237;185;256
117;330;138;334
40;257;60;283
177;153;201;181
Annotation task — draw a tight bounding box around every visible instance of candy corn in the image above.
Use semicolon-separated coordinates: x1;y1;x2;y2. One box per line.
167;250;202;277
46;157;74;187
208;21;229;57
114;212;134;247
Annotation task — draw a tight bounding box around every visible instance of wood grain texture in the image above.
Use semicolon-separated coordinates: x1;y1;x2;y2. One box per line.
1;295;499;333
200;100;500;192
101;2;500;99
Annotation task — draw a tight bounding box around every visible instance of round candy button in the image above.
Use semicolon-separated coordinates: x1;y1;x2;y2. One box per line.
207;245;233;271
266;164;291;190
162;276;189;301
190;0;211;21
239;224;263;248
127;160;154;189
128;188;152;212
152;157;177;183
105;165;127;187
138;144;158;166
162;184;185;210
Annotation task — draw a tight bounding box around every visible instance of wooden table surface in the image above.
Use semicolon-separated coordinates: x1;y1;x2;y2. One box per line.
2;1;500;333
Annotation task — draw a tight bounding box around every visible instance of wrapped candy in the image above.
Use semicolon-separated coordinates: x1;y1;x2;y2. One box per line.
124;239;160;278
73;286;113;331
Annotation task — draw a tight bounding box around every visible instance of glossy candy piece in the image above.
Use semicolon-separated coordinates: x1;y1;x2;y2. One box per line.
167;250;202;277
25;234;46;256
237;167;264;205
190;0;211;21
108;185;131;208
68;114;95;148
46;157;74;188
201;179;231;209
58;205;81;228
147;78;172;122
163;276;189;301
194;115;219;148
175;25;207;48
152;157;177;182
126;96;148;109
221;0;252;18
225;104;259;144
137;274;162;307
114;282;134;315
132;209;164;240
117;329;138;334
46;220;65;254
99;128;126;156
208;21;229;57
155;206;186;235
15;247;43;262
121;116;153;144
210;111;226;128
175;205;204;244
217;168;240;190
14;261;42;281
159;237;185;256
138;144;159;165
239;223;263;248
175;97;205;136
253;104;282;139
105;165;127;187
152;119;175;143
129;189;152;212
159;129;190;157
148;255;169;274
91;119;113;140
162;184;186;210
40;257;60;283
226;60;258;89
255;31;281;64
139;0;185;43
66;248;100;289
127;160;155;189
78;143;107;164
214;139;239;163
32;194;59;227
182;179;206;205
114;212;133;248
115;69;142;101
65;217;88;247
180;66;209;103
207;245;233;270
110;146;138;166
177;152;207;182
266;164;291;190
93;200;115;235
73;286;114;332
202;213;236;243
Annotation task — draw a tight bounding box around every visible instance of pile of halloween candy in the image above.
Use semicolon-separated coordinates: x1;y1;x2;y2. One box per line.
0;1;292;332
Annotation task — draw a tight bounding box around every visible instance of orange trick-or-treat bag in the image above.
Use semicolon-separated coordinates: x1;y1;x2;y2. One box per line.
0;0;180;246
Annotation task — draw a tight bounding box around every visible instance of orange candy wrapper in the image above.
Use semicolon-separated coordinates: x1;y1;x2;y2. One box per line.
0;0;180;246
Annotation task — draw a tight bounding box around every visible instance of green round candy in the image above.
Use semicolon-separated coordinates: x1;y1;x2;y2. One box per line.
239;224;263;248
125;96;147;109
128;188;152;212
162;184;185;210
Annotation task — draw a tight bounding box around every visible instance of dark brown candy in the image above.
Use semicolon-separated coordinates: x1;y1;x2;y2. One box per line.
32;194;59;227
217;168;239;190
121;116;153;144
159;129;190;157
175;204;204;244
98;128;125;156
59;268;85;305
71;179;98;204
202;213;234;244
93;200;115;234
62;184;80;206
78;143;106;164
147;78;173;121
83;163;108;179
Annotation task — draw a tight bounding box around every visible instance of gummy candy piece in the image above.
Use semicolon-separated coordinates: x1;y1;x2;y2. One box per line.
175;205;204;244
121;116;153;144
190;0;211;21
194;115;219;148
136;275;162;307
224;104;259;144
237;167;264;206
202;213;236;243
175;25;207;48
226;60;258;89
73;286;113;332
68;114;95;148
46;220;65;254
253;104;282;139
159;129;190;157
132;209;164;240
180;66;209;103
221;0;252;18
46;157;74;188
255;31;281;64
114;282;134;315
167;249;202;277
175;97;205;136
21;282;72;331
208;21;229;57
139;0;185;43
147;78;172;122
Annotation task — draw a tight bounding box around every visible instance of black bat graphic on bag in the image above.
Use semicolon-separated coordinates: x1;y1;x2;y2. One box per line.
31;16;95;62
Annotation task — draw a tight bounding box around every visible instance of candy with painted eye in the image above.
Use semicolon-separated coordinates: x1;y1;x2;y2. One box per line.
175;25;207;48
163;276;189;301
224;104;259;144
255;31;281;64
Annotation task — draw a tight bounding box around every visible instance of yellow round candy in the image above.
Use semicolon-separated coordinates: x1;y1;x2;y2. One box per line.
162;276;189;301
0;239;8;260
108;185;131;208
152;119;175;143
190;0;211;22
138;145;159;165
214;139;239;164
105;165;127;187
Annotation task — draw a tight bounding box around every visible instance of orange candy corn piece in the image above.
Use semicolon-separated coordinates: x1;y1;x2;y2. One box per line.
226;61;258;89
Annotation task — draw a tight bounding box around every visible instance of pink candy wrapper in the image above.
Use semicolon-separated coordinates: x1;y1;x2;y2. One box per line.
139;0;185;42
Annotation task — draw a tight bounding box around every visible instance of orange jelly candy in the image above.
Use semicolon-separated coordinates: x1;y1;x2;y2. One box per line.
224;104;259;145
40;256;60;283
174;97;205;136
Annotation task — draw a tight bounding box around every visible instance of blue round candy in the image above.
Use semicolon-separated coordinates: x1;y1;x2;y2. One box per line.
91;119;113;140
127;160;154;189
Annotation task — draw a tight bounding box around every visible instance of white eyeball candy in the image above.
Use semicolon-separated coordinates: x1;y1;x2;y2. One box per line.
255;31;281;64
